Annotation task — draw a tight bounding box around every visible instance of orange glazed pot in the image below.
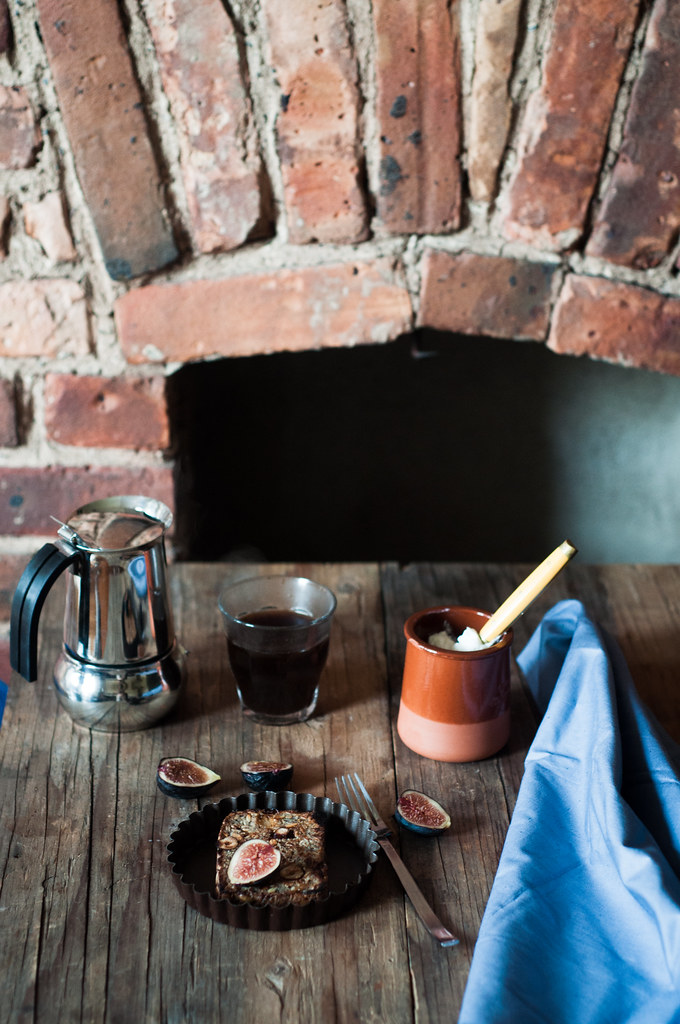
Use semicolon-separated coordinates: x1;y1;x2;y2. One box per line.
397;606;512;763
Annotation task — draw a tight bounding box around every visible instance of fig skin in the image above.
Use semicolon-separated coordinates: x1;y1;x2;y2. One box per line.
157;757;221;798
395;790;451;836
240;760;293;792
227;839;281;884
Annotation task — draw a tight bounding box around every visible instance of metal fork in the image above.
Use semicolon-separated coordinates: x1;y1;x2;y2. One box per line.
335;772;459;948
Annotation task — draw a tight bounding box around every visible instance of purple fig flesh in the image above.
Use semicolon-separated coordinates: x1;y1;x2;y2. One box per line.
395;790;451;835
156;757;220;797
226;839;281;884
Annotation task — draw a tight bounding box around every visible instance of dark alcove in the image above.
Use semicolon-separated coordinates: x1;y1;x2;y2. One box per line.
166;329;680;564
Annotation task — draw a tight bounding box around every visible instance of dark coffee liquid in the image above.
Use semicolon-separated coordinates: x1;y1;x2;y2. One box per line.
227;608;329;717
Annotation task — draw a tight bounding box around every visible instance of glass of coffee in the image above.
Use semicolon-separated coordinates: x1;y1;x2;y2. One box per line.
218;575;337;725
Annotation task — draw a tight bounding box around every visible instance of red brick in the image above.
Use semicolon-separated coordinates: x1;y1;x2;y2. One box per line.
262;0;369;244
0;85;40;169
44;374;170;450
502;0;639;249
0;0;11;54
0;280;90;357
114;260;413;363
547;274;680;376
0;466;175;535
587;0;680;269
0;377;17;446
467;0;522;202
36;0;178;280
23;192;76;262
417;249;556;340
373;0;461;233
144;0;267;254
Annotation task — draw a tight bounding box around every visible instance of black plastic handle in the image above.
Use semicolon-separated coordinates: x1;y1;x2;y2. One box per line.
10;542;79;682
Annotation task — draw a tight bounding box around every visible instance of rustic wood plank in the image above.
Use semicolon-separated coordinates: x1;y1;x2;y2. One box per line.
103;563;410;1024
0;576;118;1024
2;561;679;1023
597;564;680;743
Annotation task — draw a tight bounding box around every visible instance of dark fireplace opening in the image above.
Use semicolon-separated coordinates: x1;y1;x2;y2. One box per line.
167;329;680;564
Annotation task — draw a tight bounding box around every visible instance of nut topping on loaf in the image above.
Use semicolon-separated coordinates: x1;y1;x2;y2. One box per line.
215;808;328;907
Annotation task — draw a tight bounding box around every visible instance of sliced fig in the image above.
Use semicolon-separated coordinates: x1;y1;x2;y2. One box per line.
227;839;281;884
239;760;293;792
157;756;221;798
395;790;451;836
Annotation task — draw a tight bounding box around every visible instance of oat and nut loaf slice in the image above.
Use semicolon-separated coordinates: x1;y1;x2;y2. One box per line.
215;808;328;907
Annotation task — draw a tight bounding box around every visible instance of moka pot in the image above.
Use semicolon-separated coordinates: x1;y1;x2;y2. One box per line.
10;495;185;731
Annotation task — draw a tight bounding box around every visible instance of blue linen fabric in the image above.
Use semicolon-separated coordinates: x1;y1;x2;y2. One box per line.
458;599;680;1024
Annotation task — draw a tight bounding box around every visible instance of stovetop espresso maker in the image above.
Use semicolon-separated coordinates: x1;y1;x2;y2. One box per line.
10;495;185;731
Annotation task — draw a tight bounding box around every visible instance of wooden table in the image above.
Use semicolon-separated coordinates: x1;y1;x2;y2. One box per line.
2;561;680;1023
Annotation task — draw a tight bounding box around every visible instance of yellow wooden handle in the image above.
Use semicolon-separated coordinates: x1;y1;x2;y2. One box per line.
479;540;577;643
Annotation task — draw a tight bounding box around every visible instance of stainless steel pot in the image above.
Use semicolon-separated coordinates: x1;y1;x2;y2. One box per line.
10;495;186;731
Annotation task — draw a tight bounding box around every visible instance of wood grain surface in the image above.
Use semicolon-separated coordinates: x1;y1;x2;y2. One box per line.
1;561;678;1023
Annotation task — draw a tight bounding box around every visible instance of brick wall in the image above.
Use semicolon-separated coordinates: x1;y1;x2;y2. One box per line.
0;0;679;663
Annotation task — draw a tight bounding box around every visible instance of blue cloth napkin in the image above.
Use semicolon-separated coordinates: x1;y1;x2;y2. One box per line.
459;599;680;1024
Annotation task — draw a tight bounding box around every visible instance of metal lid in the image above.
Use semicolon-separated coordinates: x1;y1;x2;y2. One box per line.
58;496;172;552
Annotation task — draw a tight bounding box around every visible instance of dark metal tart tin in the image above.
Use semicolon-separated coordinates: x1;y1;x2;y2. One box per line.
167;790;379;930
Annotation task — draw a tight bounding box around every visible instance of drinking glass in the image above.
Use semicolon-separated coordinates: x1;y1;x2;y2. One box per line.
218;574;336;725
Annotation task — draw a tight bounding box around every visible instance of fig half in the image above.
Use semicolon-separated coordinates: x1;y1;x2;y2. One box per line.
227;839;281;884
157;757;221;798
240;760;293;792
395;790;451;836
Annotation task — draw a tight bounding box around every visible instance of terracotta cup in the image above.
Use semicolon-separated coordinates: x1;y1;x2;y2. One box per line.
397;606;513;762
